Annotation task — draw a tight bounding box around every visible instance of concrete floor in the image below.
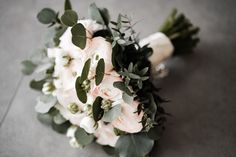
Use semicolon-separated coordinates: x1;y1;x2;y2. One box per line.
0;0;236;157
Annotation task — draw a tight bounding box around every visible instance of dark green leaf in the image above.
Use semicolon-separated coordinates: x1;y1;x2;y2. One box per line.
99;7;110;25
81;58;91;82
30;79;46;91
95;58;105;85
64;0;72;10
115;133;154;157
113;81;132;96
52;121;71;134
75;77;87;103
92;96;104;122
53;112;67;125
71;23;87;49
75;127;94;146
61;10;78;26
21;60;37;75
37;8;56;24
102;146;118;156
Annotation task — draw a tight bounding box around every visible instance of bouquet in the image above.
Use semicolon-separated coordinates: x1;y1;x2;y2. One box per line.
21;0;199;156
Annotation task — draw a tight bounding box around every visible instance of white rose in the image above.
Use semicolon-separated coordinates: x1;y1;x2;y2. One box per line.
59;19;103;52
95;122;119;147
112;101;143;133
47;47;86;90
90;73;122;102
139;32;174;67
80;116;96;134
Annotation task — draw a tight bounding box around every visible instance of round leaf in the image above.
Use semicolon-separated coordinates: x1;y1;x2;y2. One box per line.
115;133;154;157
75;127;94;146
37;8;56;24
71;23;87;49
61;10;78;26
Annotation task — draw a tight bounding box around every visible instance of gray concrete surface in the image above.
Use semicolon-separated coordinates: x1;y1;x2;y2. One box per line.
0;0;236;157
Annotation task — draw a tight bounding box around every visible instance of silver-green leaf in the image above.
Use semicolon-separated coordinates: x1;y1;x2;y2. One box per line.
37;8;57;24
115;133;154;157
102;104;121;122
75;127;94;146
35;95;57;114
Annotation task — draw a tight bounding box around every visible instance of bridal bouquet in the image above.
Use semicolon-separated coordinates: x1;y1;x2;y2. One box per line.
22;0;199;156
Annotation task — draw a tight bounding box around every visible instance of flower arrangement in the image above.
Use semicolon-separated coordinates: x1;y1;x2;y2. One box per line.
21;0;199;156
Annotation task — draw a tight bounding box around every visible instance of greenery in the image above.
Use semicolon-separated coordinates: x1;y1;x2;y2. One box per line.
115;133;154;157
92;96;104;122
71;23;87;49
61;10;78;26
75;127;94;147
95;58;105;85
160;8;200;55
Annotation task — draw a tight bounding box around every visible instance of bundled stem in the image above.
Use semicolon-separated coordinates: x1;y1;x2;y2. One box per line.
160;8;200;55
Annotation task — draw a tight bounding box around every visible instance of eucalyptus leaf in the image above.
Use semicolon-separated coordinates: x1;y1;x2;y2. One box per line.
95;58;105;85
35;95;57;114
71;23;87;49
52;121;71;134
113;81;132;96
30;79;46;91
53;112;67;124
21;60;37;75
88;3;104;25
64;0;72;10
102;104;121;122
37;8;56;24
115;133;154;157
37;113;53;126
92;96;104;122
75;77;87;103
75;127;94;146
61;10;78;26
81;58;91;82
122;93;133;104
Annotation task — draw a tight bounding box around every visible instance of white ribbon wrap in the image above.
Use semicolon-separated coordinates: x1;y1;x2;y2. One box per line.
139;32;174;68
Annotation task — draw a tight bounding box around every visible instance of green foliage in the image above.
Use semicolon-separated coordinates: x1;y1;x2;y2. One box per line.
95;58;105;85
30;79;46;91
21;60;37;75
92;96;104;122
61;10;78;26
64;0;72;10
75;77;87;103
75;127;94;146
88;3;110;26
37;8;57;24
102;104;121;122
81;59;91;82
115;133;154;157
113;81;132;96
52;120;71;134
53;111;67;124
160;8;200;55
71;23;87;49
122;93;133;104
